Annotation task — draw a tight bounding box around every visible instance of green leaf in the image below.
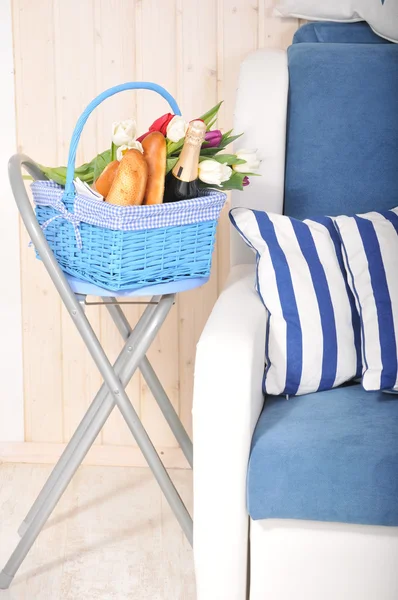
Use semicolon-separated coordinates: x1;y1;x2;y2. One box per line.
166;138;185;157
211;154;246;165
222;171;261;190
166;157;178;174
199;147;221;157
220;132;244;148
206;116;218;131
93;149;112;181
223;171;247;191
221;129;233;139
198;171;247;192
38;166;67;186
111;142;117;162
74;162;92;175
37;148;112;186
198;101;223;126
208;132;244;154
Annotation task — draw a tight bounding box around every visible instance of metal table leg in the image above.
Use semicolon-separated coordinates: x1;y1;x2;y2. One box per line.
17;298;160;536
0;294;192;589
0;155;195;590
106;300;193;468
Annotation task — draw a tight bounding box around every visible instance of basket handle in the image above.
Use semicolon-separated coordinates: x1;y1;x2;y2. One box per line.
63;82;181;199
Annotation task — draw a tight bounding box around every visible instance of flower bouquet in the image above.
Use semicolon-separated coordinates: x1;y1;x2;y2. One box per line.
30;82;258;290
38;101;260;196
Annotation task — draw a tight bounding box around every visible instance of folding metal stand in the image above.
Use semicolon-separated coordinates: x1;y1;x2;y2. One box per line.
0;155;194;590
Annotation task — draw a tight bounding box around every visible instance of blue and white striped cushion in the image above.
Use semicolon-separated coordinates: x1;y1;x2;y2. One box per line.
230;208;361;396
334;207;398;391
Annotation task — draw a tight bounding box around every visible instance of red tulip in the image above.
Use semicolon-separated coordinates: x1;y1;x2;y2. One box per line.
137;113;175;143
136;131;151;143
137;131;151;142
149;113;175;136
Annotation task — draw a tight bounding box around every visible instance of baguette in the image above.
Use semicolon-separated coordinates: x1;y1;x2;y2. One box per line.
142;131;166;204
94;160;119;198
106;149;148;206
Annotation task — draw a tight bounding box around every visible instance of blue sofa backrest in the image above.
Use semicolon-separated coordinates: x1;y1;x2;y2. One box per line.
284;42;398;219
293;21;392;44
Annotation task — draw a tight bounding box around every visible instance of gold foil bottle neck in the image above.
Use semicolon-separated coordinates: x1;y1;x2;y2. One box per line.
184;120;206;146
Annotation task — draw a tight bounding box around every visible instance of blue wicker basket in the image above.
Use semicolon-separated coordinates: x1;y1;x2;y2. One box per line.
31;82;226;291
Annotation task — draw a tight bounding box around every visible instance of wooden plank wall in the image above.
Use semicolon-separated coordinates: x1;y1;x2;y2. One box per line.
8;0;300;466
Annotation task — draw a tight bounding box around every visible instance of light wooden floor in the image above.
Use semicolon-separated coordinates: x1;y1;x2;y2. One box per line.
0;463;195;599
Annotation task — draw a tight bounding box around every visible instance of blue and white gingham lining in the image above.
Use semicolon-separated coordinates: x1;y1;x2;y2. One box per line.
32;180;226;233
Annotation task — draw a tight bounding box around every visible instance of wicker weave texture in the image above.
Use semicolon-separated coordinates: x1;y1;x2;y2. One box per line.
35;199;222;291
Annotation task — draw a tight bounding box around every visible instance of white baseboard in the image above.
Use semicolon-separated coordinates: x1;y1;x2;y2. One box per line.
0;442;190;469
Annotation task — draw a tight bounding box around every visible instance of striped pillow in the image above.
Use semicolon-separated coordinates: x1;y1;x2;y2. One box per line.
230;208;361;396
334;207;398;391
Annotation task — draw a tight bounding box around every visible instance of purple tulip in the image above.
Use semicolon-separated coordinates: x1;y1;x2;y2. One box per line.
242;176;250;187
204;129;223;148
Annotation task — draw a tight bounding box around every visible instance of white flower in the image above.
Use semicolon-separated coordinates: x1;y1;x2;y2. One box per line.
116;141;143;161
198;160;232;186
166;115;188;143
233;149;261;173
112;119;137;147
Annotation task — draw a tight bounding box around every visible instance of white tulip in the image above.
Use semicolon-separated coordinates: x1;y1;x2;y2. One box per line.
233;149;261;173
220;164;232;183
112;119;137;147
116;141;144;161
198;160;232;186
166;116;188;143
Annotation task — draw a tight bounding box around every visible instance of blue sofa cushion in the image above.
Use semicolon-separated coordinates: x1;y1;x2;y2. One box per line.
284;44;398;220
247;384;398;526
293;22;392;44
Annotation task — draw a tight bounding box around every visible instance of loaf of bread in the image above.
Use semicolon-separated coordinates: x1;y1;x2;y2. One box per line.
142;131;166;204
106;149;148;206
94;160;119;198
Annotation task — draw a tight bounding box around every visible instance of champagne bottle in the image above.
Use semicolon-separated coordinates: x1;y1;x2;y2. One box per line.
163;120;206;203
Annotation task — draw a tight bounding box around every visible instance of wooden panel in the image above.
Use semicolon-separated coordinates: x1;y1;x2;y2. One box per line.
135;0;180;448
100;306;140;447
93;0;141;447
52;0;103;445
13;0;64;443
177;0;219;437
0;0;23;442
11;0;300;463
259;0;299;48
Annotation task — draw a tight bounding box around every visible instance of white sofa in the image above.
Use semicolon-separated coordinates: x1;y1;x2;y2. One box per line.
192;49;398;600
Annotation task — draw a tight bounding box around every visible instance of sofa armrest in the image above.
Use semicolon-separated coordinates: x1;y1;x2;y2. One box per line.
231;48;288;266
193;264;266;600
